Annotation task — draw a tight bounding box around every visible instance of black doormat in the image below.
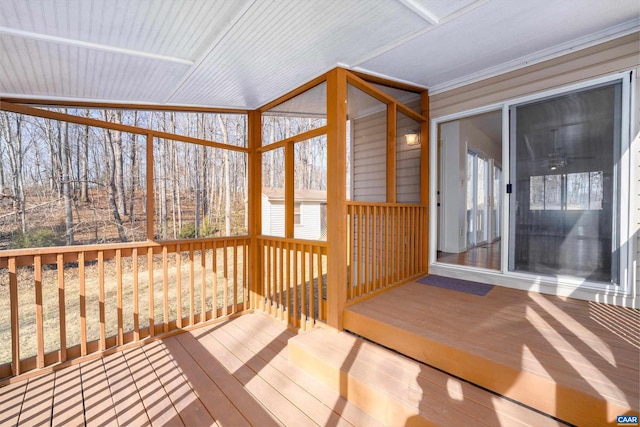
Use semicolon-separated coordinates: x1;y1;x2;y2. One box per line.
416;275;494;296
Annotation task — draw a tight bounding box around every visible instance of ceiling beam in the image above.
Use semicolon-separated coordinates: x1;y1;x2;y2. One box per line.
397;0;439;25
0;27;193;65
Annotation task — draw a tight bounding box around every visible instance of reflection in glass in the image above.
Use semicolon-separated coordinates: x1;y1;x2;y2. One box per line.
510;81;621;283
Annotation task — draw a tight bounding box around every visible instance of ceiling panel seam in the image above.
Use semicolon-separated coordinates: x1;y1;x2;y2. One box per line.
162;0;259;105
0;27;193;65
349;0;488;69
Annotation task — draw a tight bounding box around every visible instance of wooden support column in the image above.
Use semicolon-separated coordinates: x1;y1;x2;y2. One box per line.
387;104;397;203
420;90;430;273
248;110;262;310
326;68;348;330
285;140;294;238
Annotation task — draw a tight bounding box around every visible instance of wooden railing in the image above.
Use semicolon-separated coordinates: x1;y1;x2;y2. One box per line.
0;237;249;379
257;236;328;330
347;202;427;302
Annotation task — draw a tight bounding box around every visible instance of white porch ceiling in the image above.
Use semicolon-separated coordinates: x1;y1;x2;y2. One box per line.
0;0;638;110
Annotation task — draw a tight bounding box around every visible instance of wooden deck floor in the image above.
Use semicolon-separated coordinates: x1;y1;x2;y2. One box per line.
0;313;382;427
344;282;640;426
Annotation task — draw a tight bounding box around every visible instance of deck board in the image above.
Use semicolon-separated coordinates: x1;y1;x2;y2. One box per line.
103;351;151;426
80;358;118;426
17;372;56;426
0;379;26;426
142;341;216;426
51;364;85;427
344;281;640;426
124;345;182;426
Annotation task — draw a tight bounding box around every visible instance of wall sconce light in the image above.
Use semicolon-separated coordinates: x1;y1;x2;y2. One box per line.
405;132;420;146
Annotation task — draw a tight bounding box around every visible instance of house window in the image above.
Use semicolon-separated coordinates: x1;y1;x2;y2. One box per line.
294;203;301;225
529;171;603;211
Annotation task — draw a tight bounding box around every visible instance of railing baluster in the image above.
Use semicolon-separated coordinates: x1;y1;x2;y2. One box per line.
189;243;195;326
176;244;182;328
316;245;323;322
201;242;207;321
212;242;218;318
309;244;315;327
233;241;238;314
57;254;66;362
79;252;87;356
364;205;370;295
348;207;354;300
372;205;377;292
301;245;307;330
116;249;124;345
98;251;106;351
293;243;299;328
356;205;363;298
223;240;229;317
285;242;291;325
34;255;44;369
9;257;19;376
278;241;284;320
133;248;139;341
243;240;248;311
163;245;169;332
147;247;154;336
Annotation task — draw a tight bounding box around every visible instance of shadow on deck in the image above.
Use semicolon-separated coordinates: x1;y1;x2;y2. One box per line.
0;313;378;426
342;281;640;426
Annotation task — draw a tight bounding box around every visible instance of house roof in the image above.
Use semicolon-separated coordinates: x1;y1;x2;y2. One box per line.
0;0;638;110
263;188;326;202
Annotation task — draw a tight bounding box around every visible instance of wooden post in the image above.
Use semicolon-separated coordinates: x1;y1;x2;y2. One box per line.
326;68;348;330
387;104;397;203
285;141;294;238
420;89;430;274
248;110;262;310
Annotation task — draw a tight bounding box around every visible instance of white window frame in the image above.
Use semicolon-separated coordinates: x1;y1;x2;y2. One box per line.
429;70;636;305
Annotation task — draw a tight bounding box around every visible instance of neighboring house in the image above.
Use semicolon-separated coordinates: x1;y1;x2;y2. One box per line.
262;188;327;240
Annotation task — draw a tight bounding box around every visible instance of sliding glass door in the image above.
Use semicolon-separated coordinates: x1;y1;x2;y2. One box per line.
509;81;622;283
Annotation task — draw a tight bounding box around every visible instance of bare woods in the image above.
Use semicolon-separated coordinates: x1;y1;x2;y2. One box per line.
0;108;248;249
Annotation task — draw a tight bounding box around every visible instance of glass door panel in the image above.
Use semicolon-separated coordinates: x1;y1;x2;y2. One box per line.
509;81;621;283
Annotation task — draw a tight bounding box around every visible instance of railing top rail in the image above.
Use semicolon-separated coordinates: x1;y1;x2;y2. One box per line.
346;201;427;208
0;236;250;259
256;235;329;248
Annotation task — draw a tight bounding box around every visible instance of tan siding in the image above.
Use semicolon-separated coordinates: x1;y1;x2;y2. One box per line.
431;33;640;118
396;107;421;204
353;111;387;202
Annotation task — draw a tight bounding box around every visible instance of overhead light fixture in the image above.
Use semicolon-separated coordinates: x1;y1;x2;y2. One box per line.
405;132;420;146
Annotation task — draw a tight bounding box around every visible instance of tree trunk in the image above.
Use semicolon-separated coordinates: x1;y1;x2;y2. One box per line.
217;115;232;236
61;117;74;245
128;111;138;224
103;119;127;242
111;111;127;216
80;110;90;202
